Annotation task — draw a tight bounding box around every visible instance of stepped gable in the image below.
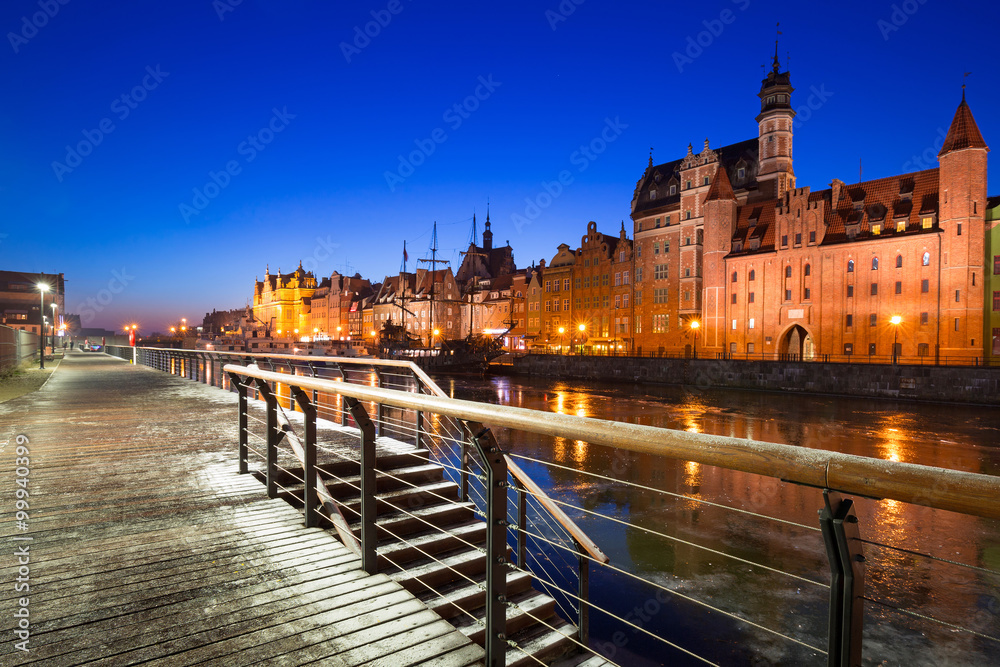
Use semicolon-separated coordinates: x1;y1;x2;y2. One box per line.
632;137;759;216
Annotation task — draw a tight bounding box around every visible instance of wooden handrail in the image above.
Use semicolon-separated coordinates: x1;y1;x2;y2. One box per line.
224;363;1000;521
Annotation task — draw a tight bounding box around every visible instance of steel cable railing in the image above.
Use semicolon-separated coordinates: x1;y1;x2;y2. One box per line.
108;345;1000;666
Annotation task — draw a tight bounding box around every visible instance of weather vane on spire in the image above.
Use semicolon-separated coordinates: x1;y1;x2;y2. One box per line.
773;22;782;71
963;71;971;99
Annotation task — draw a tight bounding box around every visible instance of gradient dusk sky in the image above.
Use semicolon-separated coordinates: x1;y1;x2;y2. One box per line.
2;0;997;332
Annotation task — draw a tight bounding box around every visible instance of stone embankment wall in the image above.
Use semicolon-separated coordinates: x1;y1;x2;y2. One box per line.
509;355;1000;405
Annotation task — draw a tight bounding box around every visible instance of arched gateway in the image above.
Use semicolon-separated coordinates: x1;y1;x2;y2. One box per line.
780;324;815;360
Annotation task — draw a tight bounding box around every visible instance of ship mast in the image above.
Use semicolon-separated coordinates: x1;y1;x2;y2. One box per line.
418;221;450;347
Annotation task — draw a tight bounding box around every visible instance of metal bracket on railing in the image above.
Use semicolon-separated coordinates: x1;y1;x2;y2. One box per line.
227;372;249;474
466;421;508;667
819;490;865;667
253;378;279;499
344;396;378;575
291;386;318;528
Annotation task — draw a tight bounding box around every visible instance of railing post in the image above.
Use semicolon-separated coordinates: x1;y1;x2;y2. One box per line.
577;541;590;646
292;386;318;528
228;372;249;474
460;436;470;503
466;421;508;667
254;378;279;499
373;367;384;437
819;490;865;667
345;396;378;574
333;363;349;427
514;477;527;567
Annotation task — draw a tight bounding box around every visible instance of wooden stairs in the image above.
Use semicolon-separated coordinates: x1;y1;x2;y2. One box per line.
254;445;607;666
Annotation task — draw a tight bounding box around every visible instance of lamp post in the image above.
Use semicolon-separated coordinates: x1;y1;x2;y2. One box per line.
37;283;49;368
558;326;565;355
578;323;586;355
690;320;700;359
50;303;58;353
890;315;902;365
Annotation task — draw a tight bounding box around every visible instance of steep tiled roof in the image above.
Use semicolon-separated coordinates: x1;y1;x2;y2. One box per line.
822;169;939;245
632;138;759;217
729;202;778;255
704;166;736;202
939;96;988;156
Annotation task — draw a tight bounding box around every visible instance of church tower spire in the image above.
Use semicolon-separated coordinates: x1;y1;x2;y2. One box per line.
756;35;795;198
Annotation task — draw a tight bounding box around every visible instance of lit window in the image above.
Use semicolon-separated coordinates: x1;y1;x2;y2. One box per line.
871;224;881;236
923;252;931;266
872;257;879;270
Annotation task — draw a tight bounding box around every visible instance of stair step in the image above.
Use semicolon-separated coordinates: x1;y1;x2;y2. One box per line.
341;480;460;518
390;547;487;595
506;616;579;667
354;500;477;543
378;521;487;569
321;462;444;497
425;569;534;621
455;590;558;647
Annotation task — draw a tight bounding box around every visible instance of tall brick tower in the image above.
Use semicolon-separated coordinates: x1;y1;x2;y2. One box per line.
756;48;795;198
701;166;738;355
937;89;989;359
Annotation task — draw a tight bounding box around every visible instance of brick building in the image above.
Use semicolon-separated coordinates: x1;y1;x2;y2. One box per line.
628;56;991;362
252;263;317;337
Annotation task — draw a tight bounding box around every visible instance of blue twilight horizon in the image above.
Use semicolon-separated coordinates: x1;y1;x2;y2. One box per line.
1;0;996;332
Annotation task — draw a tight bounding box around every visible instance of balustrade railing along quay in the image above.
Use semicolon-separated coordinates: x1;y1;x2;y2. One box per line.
107;345;1000;666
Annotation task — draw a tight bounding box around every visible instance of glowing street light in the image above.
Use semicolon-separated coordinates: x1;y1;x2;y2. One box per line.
690;320;701;359
890;315;902;364
37;283;48;368
558;326;566;355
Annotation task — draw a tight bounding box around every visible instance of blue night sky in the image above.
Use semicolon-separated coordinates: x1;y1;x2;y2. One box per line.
1;0;997;332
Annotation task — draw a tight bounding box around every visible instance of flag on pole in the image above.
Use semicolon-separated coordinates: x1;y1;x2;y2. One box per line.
403;242;408;263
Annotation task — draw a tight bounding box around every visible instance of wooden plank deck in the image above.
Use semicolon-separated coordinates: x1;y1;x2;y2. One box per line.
0;351;485;666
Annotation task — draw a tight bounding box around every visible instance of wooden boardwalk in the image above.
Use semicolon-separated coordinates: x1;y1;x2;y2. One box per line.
0;352;485;666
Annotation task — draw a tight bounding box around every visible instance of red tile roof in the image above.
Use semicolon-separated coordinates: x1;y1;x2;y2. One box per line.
939;96;988;156
704;166;736;202
822;169;939;245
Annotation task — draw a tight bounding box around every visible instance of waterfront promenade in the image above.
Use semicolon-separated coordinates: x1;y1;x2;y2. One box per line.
0;352;484;665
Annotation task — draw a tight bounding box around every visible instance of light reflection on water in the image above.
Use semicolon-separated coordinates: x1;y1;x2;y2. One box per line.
435;373;1000;666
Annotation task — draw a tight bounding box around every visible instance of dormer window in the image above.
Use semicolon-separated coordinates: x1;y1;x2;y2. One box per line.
737;167;746;179
669;184;677;195
896;220;906;232
649;190;656;200
871;223;881;236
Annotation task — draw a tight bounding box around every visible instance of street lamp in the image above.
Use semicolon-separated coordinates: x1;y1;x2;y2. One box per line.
690;320;701;359
50;303;58;352
890;315;902;364
558;326;565;355
578;323;586;355
36;283;48;368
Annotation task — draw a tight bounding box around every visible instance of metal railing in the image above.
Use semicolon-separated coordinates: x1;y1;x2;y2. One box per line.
106;344;1000;666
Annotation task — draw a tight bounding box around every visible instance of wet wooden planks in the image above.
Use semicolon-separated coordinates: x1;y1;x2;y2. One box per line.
0;352;484;666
